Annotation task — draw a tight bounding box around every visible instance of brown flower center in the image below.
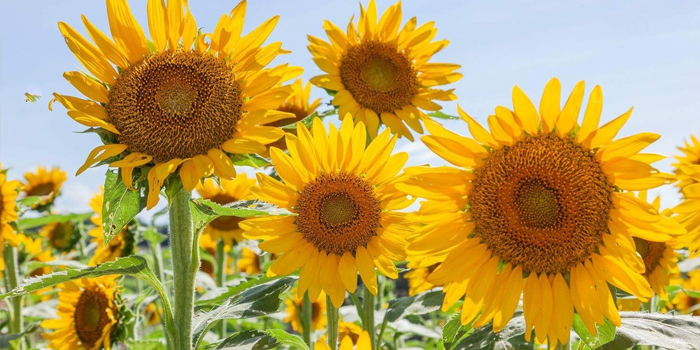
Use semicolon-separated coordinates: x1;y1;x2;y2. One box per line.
25;182;56;197
206;193;244;233
470;134;614;274
47;222;77;251
74;288;111;346
295;172;381;256
634;238;667;274
339;41;419;114
108;50;243;163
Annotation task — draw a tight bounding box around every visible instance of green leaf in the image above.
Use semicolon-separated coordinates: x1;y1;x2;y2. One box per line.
143;226;167;245
230;154;271;168
102;169;146;246
428;111;460;120
264;330;308;350
24;92;40;103
572;314;616;349
125;339;166;350
190;199;292;234
23;259;88;273
451;312;533;350
385;290;445;323
443;314;473;350
17;212;92;230
192;277;297;348
196;276;281;308
17;195;42;208
600;312;700;350
212;330;278;350
0;323;38;348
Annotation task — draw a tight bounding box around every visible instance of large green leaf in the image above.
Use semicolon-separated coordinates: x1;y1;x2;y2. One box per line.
385;290;444;322
572;314;616;349
17;212;92;230
192;277;297;348
102;169;147;246
230;154;271;168
428;111;460;120
600;312;700;350
212;330;278;350
443;314;473;350
451;312;534;350
264;330;308;350
190;199;292;234
196;276;280;308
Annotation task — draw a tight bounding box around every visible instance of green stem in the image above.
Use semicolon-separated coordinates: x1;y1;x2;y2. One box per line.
301;292;313;348
326;294;339;350
363;287;376;350
168;182;198;350
4;244;24;350
215;239;227;339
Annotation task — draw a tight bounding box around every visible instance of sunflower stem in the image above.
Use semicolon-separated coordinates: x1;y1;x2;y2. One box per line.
326;294;340;350
363;287;376;350
215;239;227;339
3;244;24;350
301;292;313;348
168;181;198;350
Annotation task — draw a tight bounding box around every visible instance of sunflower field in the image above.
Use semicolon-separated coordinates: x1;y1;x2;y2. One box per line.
1;1;700;350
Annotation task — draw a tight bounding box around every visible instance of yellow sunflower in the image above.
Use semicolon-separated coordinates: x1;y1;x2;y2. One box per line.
672;131;700;256
144;303;161;326
198;232;232;278
40;221;80;253
22;166;67;208
41;276;120;350
196;174;256;246
270;79;322;127
337;321;364;344
315;331;371;350
672;270;700;315
0;162;23;250
399;78;685;346
88;188;136;266
405;261;438;296
308;0;460;141
52;0;302;209
284;289;327;332
237;247;263;275
240;117;413;307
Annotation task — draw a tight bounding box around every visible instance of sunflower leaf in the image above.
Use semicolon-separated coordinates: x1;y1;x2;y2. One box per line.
196;275;282;308
210;330;278;350
191;277;297;349
102;169;147;247
264;330;308;350
189;199;292;234
16;212;92;230
600;312;700;350
230;154;271;168
428;111;459;120
443;314;473;350
450;312;534;350
17;195;42;208
385;290;445;323
0;323;38;348
572;314;616;349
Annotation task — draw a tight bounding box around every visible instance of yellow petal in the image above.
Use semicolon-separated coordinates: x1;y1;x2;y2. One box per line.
556;80;585;137
539;78;561;133
147;0;168;51
576;85;603;142
63;71;109;104
77;144;128;175
512;85;539;135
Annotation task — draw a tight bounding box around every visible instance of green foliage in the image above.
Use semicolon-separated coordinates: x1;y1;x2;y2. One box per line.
210;330;278;349
442;314;473;350
600;312;700;350
572;314;616;349
17;212;92;230
449;312;533;350
0;323;38;348
428;111;460;120
190;198;291;234
385;290;445;322
230;154;272;168
102;169;147;246
263;330;309;350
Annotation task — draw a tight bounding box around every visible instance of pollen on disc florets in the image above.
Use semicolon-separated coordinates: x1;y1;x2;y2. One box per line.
107;50;243;163
339;40;419;114
470;134;614;275
295;172;381;256
74;288;111;345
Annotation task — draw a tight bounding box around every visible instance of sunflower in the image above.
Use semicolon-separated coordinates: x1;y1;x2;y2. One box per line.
240;117;413;307
52;0;302;209
399;78;685;346
405;261;438;296
672;270;700;315
40;221;81;253
196;174;256;246
270;79;322;127
672;131;700;256
198;232;232;277
315;331;371;350
337;321;364;344
41;276;120;350
284;289;327;332
308;0;460;141
144;303;161;326
0;162;22;251
88;188;136;266
22;166;67;209
237;247;263;275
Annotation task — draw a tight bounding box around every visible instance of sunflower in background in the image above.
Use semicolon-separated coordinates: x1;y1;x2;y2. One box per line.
198;233;231;278
88;188;136;266
400;78;685;346
41;276;120;350
0;162;23;253
309;0;461;140
672;270;700;316
284;289;327;332
240;117;414;308
263;79;323;154
22;166;67;210
144;303;161;326
315;331;371;350
337;321;364;344
404;261;438;296
52;0;302;209
237;247;263;275
196;174;256;247
672;130;700;256
40;221;80;253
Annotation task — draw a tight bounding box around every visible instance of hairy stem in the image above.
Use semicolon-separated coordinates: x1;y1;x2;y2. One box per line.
363;287;376;350
326;294;339;350
215;239;227;339
4;244;24;350
301;292;313;348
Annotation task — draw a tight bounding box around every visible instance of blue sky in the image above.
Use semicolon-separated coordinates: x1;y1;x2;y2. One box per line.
1;0;699;214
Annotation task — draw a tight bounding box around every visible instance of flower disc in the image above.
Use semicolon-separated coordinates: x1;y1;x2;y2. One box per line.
108;50;243;163
74;288;112;345
470;134;614;274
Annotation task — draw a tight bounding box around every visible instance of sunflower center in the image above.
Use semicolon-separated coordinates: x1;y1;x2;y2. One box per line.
49;222;76;251
25;182;56;197
295;172;381;256
634;238;667;273
470;134;614;275
339;41;419;114
74;288;110;346
108;50;243;163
